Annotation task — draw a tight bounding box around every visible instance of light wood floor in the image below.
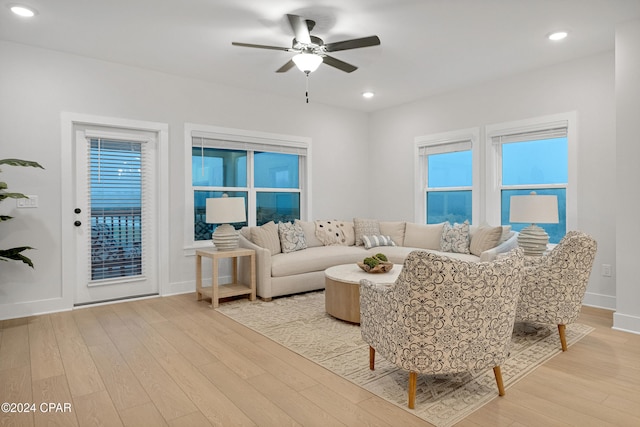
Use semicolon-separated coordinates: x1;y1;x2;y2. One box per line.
1;294;639;427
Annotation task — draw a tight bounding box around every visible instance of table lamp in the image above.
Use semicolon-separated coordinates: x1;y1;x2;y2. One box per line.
206;195;246;250
509;192;559;256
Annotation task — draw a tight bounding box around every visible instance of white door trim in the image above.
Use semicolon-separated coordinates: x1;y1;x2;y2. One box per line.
61;112;169;306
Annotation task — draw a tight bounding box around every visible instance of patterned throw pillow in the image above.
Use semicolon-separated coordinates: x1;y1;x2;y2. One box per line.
278;221;307;253
354;218;381;246
440;221;471;254
314;220;351;246
361;235;397;249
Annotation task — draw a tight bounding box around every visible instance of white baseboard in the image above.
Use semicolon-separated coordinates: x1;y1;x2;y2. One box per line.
0;298;72;321
582;291;616;310
613;312;640;335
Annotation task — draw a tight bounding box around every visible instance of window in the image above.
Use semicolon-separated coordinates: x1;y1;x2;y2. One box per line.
185;124;310;247
487;113;576;243
416;128;479;224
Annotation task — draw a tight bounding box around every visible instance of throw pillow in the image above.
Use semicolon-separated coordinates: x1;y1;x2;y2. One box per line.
469;225;503;256
403;222;445;250
440;221;471;254
250;221;281;255
315;220;350;246
361;235;397;249
296;220;323;248
278;221;307;253
379;221;406;246
354;218;381;246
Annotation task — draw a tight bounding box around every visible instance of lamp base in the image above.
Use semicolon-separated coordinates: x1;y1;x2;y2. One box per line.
517;224;549;256
212;223;239;251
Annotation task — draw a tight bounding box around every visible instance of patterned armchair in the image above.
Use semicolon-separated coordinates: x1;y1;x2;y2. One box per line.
515;230;597;351
360;248;525;409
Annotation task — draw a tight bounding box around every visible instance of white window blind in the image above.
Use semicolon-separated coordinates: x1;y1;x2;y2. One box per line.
88;138;150;282
490;120;568;144
193;136;308;156
418;139;472;156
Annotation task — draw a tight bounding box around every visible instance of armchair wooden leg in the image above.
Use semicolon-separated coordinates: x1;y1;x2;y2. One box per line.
408;371;417;409
493;366;505;396
558;324;568;351
369;346;375;370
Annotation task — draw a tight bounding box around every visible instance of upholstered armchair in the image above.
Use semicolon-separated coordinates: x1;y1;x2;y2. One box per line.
515;230;597;351
360;248;525;409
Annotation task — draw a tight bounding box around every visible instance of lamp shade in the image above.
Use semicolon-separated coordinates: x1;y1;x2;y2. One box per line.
509;194;559;224
206;197;246;224
292;53;323;73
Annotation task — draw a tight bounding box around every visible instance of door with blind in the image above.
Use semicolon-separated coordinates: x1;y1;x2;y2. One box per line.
74;127;158;305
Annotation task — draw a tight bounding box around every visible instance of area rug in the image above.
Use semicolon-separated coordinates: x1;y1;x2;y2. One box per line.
217;291;593;427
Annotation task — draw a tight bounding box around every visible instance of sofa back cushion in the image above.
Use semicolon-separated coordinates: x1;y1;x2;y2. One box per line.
469;225;503;256
379;221;406;247
250;221;281;255
297;220;324;248
403;222;445;250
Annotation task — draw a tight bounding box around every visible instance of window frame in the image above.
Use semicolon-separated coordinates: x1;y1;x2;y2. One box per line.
485;112;577;233
184;123;311;251
414;127;480;224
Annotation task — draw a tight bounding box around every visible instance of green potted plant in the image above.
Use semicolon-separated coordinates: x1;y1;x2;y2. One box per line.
0;158;44;268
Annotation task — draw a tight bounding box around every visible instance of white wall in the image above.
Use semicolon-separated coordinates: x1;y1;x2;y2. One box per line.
0;41;370;318
368;51;617;311
614;19;640;334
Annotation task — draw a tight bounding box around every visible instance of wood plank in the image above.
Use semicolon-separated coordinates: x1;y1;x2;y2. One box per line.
119;402;168;427
0;323;30;371
28;315;65;381
0;364;34;427
168;411;214;427
88;342;151;411
73;390;123;427
32;375;78;427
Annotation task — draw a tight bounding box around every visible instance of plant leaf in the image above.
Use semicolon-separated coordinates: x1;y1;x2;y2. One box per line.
0;159;44;169
0;247;35;268
0;215;13;222
0;192;28;202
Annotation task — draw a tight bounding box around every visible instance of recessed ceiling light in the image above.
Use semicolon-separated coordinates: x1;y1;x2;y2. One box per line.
9;4;37;17
362;91;375;99
548;31;568;41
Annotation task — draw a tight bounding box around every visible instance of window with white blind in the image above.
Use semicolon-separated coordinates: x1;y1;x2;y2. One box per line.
415;128;479;224
89;138;148;281
185;124;311;247
486;112;577;243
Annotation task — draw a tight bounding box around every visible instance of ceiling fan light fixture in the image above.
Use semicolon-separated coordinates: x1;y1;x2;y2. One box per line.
292;53;323;73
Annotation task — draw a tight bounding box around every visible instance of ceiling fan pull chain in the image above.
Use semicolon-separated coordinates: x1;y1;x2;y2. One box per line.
305;71;310;103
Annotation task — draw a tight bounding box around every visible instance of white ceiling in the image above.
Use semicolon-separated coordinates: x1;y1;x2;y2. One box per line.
2;0;639;112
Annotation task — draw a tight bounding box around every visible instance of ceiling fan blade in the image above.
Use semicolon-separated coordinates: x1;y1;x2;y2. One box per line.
287;14;311;44
324;35;381;52
232;42;291;51
322;55;357;73
276;60;296;73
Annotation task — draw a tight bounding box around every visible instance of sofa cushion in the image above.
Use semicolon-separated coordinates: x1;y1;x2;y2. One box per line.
362;235;397;249
297;220;323;248
469;225;503;256
440;221;470;254
354;218;380;246
250;221;281;255
271;246;367;277
366;246;479;264
403;222;444;250
278;221;307;253
379;221;406;246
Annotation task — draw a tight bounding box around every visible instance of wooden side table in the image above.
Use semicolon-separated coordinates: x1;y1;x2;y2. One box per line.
195;247;256;308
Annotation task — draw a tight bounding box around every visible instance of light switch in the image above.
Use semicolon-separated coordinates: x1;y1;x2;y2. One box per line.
16;195;38;208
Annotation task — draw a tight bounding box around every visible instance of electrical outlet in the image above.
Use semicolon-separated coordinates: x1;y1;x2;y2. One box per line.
602;264;612;277
16;195;38;208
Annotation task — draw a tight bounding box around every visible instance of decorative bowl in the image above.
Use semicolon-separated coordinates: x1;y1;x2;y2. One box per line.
357;261;394;274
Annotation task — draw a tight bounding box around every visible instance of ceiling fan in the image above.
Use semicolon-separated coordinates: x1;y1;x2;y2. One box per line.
232;14;381;74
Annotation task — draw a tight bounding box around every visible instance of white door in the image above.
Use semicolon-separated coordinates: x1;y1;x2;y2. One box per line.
74;126;159;305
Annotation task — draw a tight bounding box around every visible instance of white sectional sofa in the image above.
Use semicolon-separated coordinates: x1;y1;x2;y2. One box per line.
238;218;518;300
